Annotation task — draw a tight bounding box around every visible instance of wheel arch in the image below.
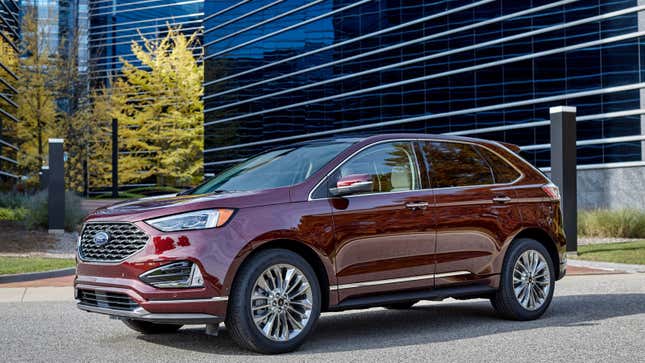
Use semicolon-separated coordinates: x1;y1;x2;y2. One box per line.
225;239;333;311
511;228;562;279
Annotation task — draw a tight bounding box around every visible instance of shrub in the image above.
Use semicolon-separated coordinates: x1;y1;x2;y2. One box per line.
126;186;183;196
578;209;645;238
92;192;144;200
0;192;30;209
0;207;27;221
20;190;87;231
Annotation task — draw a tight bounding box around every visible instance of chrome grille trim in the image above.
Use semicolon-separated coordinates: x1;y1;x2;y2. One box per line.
77;289;139;311
78;222;149;263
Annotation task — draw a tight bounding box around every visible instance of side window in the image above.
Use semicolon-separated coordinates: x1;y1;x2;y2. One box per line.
423;141;494;188
476;146;522;184
330;142;419;195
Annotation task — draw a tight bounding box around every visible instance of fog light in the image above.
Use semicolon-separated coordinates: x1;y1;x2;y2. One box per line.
139;261;204;288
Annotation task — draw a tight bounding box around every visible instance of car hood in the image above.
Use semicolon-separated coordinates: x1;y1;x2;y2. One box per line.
85;188;292;223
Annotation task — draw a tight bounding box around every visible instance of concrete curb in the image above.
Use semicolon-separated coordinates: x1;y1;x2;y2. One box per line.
568;259;645;273
0;267;76;284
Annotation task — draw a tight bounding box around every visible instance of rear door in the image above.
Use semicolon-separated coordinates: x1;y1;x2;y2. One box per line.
324;141;436;301
419;141;522;287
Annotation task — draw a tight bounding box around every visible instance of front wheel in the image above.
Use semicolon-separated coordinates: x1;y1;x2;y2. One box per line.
491;238;555;320
226;249;321;354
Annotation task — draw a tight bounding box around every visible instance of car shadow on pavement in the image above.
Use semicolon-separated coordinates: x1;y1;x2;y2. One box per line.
136;293;645;356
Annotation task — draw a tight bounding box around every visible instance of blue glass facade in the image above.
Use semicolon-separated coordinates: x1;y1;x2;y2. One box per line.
0;0;19;181
88;0;203;83
203;0;645;174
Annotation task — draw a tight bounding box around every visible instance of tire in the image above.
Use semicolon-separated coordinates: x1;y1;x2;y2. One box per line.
384;300;418;310
122;319;182;334
491;238;555;321
225;249;321;354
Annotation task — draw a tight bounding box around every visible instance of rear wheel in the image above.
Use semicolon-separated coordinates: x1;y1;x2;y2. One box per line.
384;300;418;310
226;249;321;354
491;238;555;320
122;319;182;334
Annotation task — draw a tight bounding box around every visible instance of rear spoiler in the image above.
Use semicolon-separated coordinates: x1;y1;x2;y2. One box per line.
499;142;521;153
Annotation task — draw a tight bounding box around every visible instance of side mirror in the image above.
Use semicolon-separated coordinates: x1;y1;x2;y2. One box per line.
329;174;373;197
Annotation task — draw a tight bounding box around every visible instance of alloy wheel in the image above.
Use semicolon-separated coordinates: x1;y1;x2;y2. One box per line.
512;250;551;311
250;264;313;341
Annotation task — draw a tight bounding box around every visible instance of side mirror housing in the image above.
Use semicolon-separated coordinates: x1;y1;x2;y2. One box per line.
329;174;373;197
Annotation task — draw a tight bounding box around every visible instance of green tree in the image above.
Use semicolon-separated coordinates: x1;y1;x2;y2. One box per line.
109;25;204;187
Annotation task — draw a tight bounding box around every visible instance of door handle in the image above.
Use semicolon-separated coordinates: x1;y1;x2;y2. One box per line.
492;196;512;203
405;201;429;210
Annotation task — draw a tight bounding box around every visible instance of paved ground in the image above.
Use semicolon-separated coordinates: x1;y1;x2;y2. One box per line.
1;273;643;362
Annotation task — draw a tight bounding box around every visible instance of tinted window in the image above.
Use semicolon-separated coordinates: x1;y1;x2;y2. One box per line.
422;141;493;188
329;142;419;195
191;142;353;194
476;147;521;183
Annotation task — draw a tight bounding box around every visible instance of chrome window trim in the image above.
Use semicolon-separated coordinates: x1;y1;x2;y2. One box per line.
330;271;471;291
205;82;645;153
205;1;636;107
205;30;645;120
77;221;150;264
307;138;524;201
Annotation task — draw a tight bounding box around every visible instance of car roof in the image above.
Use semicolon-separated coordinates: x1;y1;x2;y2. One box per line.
287;133;500;147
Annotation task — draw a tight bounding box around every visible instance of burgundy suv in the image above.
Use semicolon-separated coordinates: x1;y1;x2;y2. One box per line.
76;134;566;354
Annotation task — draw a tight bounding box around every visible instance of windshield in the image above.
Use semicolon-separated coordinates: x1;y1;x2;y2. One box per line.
190;142;354;195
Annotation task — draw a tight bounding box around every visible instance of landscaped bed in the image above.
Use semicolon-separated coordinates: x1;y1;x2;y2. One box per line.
573;240;645;265
0;256;75;275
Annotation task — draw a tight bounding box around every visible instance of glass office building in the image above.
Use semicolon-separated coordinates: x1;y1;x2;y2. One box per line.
0;0;19;181
88;0;203;83
203;0;645;174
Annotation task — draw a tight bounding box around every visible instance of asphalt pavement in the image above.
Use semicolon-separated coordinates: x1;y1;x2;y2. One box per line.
1;273;643;362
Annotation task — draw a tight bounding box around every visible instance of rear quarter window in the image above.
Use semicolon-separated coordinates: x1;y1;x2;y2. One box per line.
476;146;522;184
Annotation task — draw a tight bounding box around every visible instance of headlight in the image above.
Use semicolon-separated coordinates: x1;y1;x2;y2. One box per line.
145;209;234;232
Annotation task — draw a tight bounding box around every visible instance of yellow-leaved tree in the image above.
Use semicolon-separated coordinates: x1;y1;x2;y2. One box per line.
14;9;59;178
108;26;204;187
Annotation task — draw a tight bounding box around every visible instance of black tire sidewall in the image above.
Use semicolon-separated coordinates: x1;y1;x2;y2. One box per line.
499;238;556;320
227;249;321;354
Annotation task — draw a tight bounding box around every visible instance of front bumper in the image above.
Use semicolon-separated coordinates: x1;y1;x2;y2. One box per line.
77;303;222;325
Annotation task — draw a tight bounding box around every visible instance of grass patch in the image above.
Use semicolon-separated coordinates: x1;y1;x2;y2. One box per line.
574;240;645;265
0;257;76;275
578;209;645;238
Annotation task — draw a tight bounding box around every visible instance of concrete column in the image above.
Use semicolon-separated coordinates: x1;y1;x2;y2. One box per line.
48;139;65;234
549;106;577;253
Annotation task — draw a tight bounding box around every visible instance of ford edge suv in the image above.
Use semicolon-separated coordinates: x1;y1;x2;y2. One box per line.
75;133;566;354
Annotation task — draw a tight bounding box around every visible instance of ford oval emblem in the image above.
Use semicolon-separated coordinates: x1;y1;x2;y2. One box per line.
93;231;110;246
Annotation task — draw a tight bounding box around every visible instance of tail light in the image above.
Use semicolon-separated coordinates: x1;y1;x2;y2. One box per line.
542;183;561;201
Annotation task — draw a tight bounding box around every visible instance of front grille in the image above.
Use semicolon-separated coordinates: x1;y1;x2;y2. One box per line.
77;289;138;311
79;223;149;262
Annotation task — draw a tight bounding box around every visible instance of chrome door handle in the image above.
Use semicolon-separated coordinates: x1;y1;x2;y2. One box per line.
492;196;512;203
405;201;429;210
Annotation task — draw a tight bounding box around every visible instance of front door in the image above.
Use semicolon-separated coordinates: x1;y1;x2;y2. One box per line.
327;141;436;301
